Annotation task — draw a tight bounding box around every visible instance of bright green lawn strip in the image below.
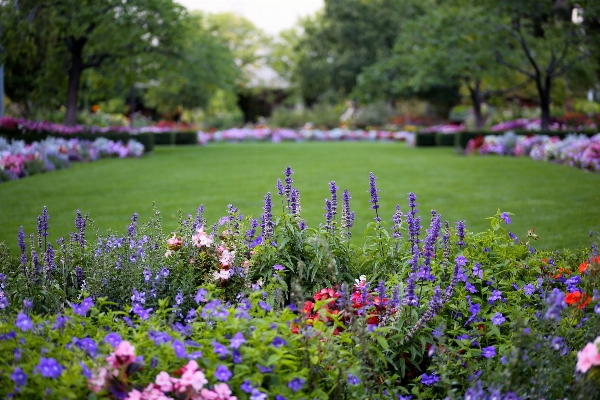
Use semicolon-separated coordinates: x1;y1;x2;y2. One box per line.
0;142;598;253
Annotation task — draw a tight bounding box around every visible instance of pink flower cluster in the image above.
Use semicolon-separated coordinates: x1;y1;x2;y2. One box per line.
0;116;173;136
576;337;600;373
197;128;413;145
88;341;236;400
128;361;236;400
490;118;564;132
466;132;600;172
420;124;465;134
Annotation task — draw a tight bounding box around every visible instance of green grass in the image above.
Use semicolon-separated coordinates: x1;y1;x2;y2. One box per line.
1;142;599;253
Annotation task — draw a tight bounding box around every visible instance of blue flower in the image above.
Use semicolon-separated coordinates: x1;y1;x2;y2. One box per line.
250;389;267;400
288;377;305;393
230;332;246;349
272;336;287;348
257;364;274;373
348;373;360;385
213;340;229;358
421;372;439;386
214;365;232;381
523;283;535;296
232;348;242;364
79;362;92;378
71;297;94;317
490;312;506;326
173;340;187;358
241;380;254;393
10;367;27;387
500;212;511;224
15;312;33;332
36;357;64;378
258;301;272;312
481;346;496;358
104;332;122;347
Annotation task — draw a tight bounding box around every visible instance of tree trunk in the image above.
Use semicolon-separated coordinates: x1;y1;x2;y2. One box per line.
64;39;86;126
129;85;136;128
540;76;551;131
469;80;484;130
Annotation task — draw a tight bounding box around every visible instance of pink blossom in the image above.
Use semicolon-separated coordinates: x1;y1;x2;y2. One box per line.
88;367;108;393
125;389;143;400
192;228;213;247
106;341;136;368
576;339;600;373
180;370;208;391
155;371;173;392
213;383;236;399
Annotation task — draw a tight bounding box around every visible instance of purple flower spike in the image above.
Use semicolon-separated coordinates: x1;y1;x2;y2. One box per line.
368;172;380;221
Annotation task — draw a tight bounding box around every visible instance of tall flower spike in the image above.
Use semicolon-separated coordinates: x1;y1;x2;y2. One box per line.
284;167;294;202
37;207;49;250
329;181;339;217
341;189;353;238
368;172;381;223
392;204;403;239
18;227;28;274
261;193;274;242
324;199;333;233
74;210;87;247
456;220;466;247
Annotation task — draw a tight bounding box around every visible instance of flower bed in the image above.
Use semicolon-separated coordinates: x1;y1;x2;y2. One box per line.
0;136;144;183
197;128;415;145
0;168;599;399
465;131;600;172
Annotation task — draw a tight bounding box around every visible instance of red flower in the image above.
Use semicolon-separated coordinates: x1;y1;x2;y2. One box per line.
303;301;314;315
565;291;591;309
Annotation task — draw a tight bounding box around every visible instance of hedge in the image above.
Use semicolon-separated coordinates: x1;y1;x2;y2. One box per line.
435;132;456;147
415;132;436;147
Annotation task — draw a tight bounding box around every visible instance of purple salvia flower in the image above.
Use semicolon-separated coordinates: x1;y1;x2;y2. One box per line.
289;188;299;218
74;210;87;247
284;166;294;201
31;249;40;284
341;189;353;238
18;227;28;274
423;210;441;273
329;181;339;217
404;286;444;343
260;193;274;242
75;267;83;289
456;220;466;247
324;199;334;232
392;204;403;239
44;244;56;273
376;280;386;300
276;178;284;197
368;172;381;222
37;206;49;250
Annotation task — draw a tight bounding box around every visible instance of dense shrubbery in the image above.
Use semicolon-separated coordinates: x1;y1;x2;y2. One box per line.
0;168;599;399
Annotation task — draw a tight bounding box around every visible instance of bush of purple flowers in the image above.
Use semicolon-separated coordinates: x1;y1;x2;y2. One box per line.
466;131;600;172
0;168;599;399
0;136;144;183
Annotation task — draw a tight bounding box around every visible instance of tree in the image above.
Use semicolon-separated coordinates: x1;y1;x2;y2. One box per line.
143;12;239;117
483;0;598;130
292;0;428;104
356;4;529;128
1;0;187;125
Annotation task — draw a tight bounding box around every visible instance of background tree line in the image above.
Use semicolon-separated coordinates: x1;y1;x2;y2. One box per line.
2;0;600;129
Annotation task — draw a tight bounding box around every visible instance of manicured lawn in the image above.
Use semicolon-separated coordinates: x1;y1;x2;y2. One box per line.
0;142;598;252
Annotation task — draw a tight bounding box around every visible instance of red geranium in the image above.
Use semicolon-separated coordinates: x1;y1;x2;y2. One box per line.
565;291;591;309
